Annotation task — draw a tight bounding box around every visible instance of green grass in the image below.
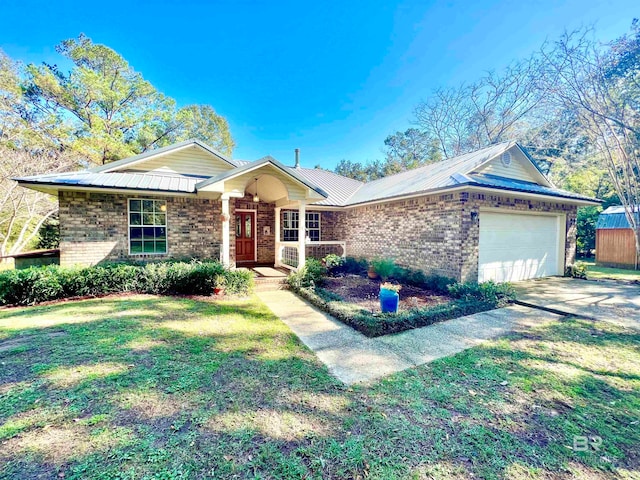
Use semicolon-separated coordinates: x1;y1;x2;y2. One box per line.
1;294;639;479
581;260;640;282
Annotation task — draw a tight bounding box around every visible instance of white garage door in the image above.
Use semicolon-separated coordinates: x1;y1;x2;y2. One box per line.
478;212;562;283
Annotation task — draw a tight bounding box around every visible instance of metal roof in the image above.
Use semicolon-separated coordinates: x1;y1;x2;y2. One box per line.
196;155;329;199
458;173;598;202
291;167;363;206
344;142;517;205
15;139;599;206
596;205;640;229
15;171;204;193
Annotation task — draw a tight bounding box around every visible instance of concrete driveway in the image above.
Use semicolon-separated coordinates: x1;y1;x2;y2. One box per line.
513;277;640;330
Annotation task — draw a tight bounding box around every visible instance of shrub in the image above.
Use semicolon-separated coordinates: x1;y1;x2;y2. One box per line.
223;269;254;295
0;260;253;306
335;256;368;275
447;280;516;305
565;261;588;279
322;254;345;273
287;258;327;288
391;267;455;294
370;258;396;281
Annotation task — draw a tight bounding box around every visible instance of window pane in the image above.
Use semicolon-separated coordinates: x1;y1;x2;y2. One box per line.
245;215;252;238
154;227;166;240
283;230;298;241
308;230;320;241
130;227;143;240
130;200;168;254
236;216;241;237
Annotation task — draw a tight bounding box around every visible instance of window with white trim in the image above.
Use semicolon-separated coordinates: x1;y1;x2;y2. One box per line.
128;199;167;254
282;211;320;242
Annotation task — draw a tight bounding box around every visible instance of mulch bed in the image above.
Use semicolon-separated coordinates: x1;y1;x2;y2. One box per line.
322;274;452;313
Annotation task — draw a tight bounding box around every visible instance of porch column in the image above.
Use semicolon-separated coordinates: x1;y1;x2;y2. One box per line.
221;195;230;267
274;207;281;267
298;200;306;268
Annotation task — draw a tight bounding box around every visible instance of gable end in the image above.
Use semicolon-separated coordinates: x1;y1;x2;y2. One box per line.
471;145;552;186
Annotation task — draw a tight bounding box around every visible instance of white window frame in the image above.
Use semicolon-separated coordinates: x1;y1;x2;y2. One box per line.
282;211;320;242
127;198;168;255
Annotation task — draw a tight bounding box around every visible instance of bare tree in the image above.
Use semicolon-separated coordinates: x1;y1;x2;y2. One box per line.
542;25;640;268
0;147;75;257
414;56;551;158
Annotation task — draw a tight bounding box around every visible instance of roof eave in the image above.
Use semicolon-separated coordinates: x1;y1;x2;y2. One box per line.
15;180;198;197
344;183;600;208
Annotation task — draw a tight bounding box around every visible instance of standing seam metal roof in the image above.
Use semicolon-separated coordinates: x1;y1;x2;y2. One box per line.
15;140;599;206
15;171;204;193
596;206;640;229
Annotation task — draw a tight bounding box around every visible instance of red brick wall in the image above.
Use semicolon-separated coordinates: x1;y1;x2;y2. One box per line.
59;191;222;266
342;191;577;282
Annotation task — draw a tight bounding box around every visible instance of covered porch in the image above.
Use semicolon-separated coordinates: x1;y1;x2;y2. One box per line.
197;156;346;270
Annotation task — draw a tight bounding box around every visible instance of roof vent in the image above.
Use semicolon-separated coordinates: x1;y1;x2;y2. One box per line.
294;148;300;169
501;151;512;167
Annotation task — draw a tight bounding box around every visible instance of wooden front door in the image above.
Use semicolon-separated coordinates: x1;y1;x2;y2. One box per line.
235;211;255;262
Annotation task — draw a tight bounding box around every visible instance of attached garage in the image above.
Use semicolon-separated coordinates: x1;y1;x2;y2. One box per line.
478;211;564;282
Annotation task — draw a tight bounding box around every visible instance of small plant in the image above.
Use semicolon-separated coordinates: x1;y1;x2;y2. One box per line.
287;258;327;288
371;257;396;281
380;282;401;292
322;254;345;274
565;261;588;279
213;274;226;294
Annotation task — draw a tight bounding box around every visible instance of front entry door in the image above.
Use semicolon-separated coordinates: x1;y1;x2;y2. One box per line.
235;211;255;262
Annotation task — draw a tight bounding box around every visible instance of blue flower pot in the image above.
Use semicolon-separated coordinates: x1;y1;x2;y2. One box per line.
380;288;399;313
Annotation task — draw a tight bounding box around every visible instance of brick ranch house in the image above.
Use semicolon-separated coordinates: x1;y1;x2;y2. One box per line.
16;139;598;283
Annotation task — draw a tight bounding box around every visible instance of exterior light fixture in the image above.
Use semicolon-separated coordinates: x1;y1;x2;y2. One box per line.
252;177;259;203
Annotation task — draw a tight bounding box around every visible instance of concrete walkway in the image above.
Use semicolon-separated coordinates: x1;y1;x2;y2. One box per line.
514;277;640;331
257;290;560;384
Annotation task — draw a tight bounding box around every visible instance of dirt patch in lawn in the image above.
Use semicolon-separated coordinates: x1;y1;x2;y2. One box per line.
323;275;451;312
0;331;67;353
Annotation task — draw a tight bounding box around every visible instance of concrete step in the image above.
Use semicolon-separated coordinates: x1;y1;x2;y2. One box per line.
253;276;289;292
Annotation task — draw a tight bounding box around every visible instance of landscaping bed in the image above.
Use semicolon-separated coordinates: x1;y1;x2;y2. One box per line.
288;256;516;337
0;260;254;306
323;274;451;312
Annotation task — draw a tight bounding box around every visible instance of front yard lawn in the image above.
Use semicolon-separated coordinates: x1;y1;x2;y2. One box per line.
1;295;638;479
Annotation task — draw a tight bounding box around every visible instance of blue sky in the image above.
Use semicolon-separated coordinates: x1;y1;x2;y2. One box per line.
1;0;637;168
